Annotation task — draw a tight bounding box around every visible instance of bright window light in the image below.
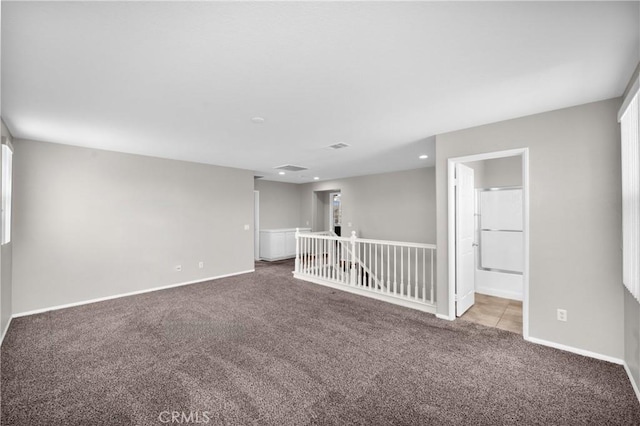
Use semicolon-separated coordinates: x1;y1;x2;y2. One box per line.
2;144;13;245
620;81;640;302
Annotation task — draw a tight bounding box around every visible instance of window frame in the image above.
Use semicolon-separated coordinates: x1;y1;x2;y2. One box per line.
1;140;13;246
619;77;640;302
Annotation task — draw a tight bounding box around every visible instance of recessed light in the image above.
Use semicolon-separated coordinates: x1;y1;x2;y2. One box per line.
313;177;319;180
419;154;429;159
251;117;265;124
278;171;285;175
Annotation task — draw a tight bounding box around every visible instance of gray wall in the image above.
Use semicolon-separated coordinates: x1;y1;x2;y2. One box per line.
300;167;436;244
436;98;624;358
313;191;331;232
13;139;255;314
482;156;522;188
464;157;521;189
254;180;303;229
1;120;13;338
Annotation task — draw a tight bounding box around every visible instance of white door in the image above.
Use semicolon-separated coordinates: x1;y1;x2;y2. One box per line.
456;163;475;316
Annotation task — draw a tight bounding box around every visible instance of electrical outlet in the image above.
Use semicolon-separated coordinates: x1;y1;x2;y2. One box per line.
175;265;182;272
557;309;567;322
244;224;250;230
198;261;204;269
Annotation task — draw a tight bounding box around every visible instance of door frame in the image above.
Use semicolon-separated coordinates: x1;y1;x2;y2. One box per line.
447;148;530;339
328;191;341;234
312;189;341;232
254;190;260;261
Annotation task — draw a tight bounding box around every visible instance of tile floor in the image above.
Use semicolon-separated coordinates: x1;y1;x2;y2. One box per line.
460;293;523;334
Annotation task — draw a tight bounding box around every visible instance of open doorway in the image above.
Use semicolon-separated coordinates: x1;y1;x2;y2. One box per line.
329;192;342;236
312;189;341;233
448;149;529;338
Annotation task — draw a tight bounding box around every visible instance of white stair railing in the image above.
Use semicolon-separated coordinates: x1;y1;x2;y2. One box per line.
294;229;436;313
332;231;384;290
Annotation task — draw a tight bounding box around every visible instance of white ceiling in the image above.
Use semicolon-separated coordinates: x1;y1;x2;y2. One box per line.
2;1;638;183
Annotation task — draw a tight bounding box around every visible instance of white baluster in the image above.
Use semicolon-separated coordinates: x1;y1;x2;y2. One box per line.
422;248;426;302
363;243;373;290
415;247;418;300
430;249;434;304
350;231;357;285
330;238;334;281
359;242;363;287
314;237;318;277
361;242;365;287
387;245;390;293
401;247;404;296
322;239;326;279
340;241;343;282
380;244;384;292
295;228;300;273
407;247;411;297
394;246;397;295
374;244;378;291
304;237;308;273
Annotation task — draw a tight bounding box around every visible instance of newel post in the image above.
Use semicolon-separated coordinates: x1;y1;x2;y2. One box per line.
350;231;357;285
295;228;300;273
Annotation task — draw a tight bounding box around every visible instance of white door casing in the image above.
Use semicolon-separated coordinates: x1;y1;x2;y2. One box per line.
254;190;260;260
329;192;341;234
446;148;529;338
455;163;475;316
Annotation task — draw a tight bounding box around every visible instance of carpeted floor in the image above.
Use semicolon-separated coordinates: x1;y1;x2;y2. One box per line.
2;259;640;425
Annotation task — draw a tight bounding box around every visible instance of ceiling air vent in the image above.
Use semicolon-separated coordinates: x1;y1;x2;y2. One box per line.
328;142;350;150
275;164;308;172
254;176;264;180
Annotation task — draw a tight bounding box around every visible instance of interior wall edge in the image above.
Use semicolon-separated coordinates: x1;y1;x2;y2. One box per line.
624;362;640;403
0;316;12;348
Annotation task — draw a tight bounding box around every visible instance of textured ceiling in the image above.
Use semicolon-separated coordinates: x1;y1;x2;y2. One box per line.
2;1;638;182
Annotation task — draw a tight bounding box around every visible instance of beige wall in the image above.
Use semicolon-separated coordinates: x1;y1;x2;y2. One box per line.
300;167;436;244
12;139;255;314
436;98;624;359
1;120;13;337
254;180;303;229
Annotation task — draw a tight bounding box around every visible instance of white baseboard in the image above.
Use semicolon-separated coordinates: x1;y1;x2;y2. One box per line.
13;269;255;318
475;287;523;301
526;336;640;402
525;335;624;365
436;313;455;321
0;316;12;347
